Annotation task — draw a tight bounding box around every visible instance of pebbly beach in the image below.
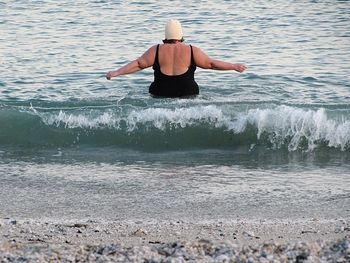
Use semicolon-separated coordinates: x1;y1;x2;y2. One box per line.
1;218;349;262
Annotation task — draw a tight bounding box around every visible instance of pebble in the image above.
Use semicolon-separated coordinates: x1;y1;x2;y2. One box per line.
93;226;101;233
2;219;17;225
0;237;348;262
133;228;148;237
242;231;256;239
215;254;230;261
335;225;345;233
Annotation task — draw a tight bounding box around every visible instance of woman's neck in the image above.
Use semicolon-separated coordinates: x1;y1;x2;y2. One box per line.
162;39;183;44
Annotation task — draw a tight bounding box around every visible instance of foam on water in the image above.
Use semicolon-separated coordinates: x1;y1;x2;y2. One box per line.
40;105;225;130
31;104;350;151
241;106;350;151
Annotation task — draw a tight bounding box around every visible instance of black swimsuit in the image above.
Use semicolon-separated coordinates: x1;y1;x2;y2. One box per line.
149;44;199;97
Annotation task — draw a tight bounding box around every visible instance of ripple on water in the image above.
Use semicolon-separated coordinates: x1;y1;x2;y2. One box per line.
0;0;349;104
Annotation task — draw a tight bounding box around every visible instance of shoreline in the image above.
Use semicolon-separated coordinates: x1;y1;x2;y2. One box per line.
1;218;349;262
1;218;349;246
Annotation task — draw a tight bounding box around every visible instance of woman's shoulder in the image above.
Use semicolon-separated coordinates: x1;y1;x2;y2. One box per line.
188;44;201;51
148;44;159;50
142;45;159;55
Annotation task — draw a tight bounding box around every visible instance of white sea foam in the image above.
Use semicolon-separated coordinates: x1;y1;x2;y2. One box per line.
40;105;228;131
126;105;227;131
39;105;350;151
43;110;118;129
241;106;350;151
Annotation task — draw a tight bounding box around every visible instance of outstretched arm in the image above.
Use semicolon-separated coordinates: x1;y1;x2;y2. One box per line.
192;46;247;72
106;45;156;80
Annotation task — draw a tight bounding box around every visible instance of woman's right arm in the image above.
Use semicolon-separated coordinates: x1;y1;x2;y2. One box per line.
106;45;157;80
192;46;247;73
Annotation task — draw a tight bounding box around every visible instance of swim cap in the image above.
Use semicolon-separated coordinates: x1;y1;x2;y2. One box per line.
165;19;183;40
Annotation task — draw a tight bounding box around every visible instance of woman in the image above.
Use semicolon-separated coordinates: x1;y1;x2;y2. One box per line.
106;19;247;97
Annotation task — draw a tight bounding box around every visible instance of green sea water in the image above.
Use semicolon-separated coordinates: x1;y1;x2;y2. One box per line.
0;0;349;221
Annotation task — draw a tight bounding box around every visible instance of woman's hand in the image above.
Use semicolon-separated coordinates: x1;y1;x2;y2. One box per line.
106;71;113;80
234;64;247;73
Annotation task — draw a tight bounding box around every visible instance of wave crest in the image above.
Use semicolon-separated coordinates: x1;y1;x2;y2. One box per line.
241;106;350;151
1;104;349;151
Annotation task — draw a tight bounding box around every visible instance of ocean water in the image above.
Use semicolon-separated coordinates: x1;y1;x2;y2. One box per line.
1;0;350;221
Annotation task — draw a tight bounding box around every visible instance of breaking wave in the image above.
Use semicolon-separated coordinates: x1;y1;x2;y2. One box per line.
1;103;349;151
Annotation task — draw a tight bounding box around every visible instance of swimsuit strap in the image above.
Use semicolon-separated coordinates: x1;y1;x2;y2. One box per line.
190;45;195;66
153;44;160;70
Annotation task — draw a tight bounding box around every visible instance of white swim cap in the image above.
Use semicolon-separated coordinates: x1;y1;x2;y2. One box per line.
165;19;183;40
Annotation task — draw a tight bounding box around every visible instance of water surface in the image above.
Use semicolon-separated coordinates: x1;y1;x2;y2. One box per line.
1;0;349;221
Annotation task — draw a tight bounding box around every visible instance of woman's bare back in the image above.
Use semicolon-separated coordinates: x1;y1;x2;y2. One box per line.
157;43;192;76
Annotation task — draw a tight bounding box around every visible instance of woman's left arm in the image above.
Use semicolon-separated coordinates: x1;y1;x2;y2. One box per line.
192;46;247;73
106;45;156;80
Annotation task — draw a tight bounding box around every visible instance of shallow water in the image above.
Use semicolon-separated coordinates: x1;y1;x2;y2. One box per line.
1;0;350;221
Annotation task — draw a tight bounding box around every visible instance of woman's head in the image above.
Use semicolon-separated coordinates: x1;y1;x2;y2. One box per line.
163;19;184;44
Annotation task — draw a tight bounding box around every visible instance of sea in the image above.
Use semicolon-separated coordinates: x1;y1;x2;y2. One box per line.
1;0;349;222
